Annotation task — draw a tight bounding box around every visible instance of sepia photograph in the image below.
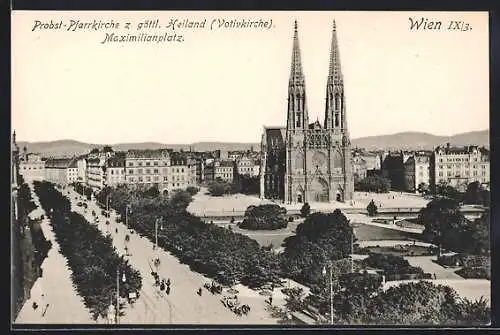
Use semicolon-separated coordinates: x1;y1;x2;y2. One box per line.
11;10;490;326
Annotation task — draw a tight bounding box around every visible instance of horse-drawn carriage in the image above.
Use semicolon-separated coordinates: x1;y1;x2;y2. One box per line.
204;281;223;295
220;295;250;316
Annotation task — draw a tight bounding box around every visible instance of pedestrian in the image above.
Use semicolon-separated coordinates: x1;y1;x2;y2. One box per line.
166;286;170;295
32;302;38;310
433;273;437;280
167;278;171;286
160;281;165;291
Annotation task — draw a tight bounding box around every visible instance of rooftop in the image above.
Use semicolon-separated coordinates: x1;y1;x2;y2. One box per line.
45;157;75;168
126;149;170;159
107;155;125;167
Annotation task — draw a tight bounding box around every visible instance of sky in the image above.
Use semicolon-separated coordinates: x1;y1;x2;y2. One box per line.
12;11;489;144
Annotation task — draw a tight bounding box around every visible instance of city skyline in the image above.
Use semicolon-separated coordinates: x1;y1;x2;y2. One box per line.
12;11;489;144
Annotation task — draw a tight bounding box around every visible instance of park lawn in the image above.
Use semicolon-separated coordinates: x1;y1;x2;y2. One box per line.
361;245;433;257
354;223;423;241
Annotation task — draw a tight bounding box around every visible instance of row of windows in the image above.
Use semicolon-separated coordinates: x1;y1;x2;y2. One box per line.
127;167;188;175
439;157;480;162
217;174;234;178
127;160;192;167
127;160;164;167
438;171;486;177
438;164;487;169
110;169;125;174
21;166;44;170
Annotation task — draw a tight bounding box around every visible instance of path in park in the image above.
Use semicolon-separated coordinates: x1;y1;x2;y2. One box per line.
69;187;298;325
15;184;95;324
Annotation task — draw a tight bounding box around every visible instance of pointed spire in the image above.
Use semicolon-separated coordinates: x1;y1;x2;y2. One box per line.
328;19;343;83
289;20;305;86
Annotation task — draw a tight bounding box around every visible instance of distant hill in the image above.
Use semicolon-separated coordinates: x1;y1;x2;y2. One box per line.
351;130;489;151
17;130;489;157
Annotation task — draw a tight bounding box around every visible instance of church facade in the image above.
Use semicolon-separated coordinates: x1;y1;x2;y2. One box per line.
260;20;354;204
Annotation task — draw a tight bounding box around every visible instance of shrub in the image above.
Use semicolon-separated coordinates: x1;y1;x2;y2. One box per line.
239;204;288;230
300;203;311;217
186;186;200;196
456;266;490;280
367;200;378;217
363;253;424;276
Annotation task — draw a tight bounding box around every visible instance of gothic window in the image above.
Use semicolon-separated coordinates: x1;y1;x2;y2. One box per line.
335;113;339;127
330;93;333;106
312;151;327;168
333;150;343;168
296;94;301;111
296;113;301;128
290;95;294;110
294;153;304;169
302;93;305;111
335;93;340;110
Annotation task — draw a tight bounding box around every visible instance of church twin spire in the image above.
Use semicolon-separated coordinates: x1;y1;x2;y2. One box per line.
289;20;305;86
327;20;343;84
287;19;346;132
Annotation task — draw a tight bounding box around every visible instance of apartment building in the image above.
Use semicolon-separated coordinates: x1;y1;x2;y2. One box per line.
18;148;45;182
430;143;490;192
404;153;430;193
45;157;76;186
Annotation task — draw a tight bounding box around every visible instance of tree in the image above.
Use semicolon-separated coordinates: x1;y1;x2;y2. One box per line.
281;210;354;286
355;175;391;193
283;287;307;312
33;181;142;320
366;200;378;217
456;297;490;325
102;146;114;153
101;184;282;290
463;182;489;207
239;204;288;230
208;179;229;196
239;175;260;195
143;186;160;198
417;182;430;195
466;211;490;256
419;197;470;254
186;186;199;196
435;182;462;201
300;203;311;217
362;253;424;276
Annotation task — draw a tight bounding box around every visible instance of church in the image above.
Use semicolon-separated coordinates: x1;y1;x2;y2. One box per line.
260;20;354;204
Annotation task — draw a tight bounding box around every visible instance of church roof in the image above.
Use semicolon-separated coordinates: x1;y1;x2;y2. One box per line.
308;120;322;130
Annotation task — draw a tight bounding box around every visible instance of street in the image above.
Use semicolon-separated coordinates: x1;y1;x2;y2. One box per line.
15;183;95;324
68;188;285;324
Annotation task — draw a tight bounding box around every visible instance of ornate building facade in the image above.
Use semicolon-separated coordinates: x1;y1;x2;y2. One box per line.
260;21;354;204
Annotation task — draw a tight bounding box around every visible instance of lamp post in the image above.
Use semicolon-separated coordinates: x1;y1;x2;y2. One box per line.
106;195;110;215
322;263;334;325
311;227;355;325
116;268;126;324
155;217;164;251
125;204;132;230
